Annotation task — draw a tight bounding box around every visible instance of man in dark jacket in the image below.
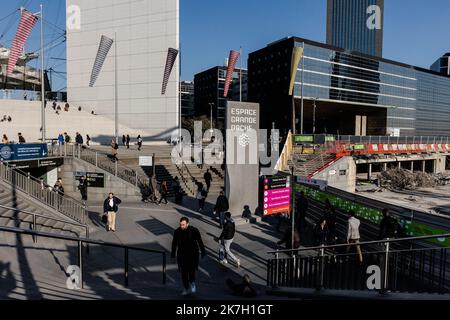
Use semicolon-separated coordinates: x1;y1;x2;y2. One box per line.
78;176;88;205
214;191;229;228
296;191;309;229
218;212;240;267
171;217;206;295
203;169;213;192
378;208;400;240
75;132;83;146
103;193;122;232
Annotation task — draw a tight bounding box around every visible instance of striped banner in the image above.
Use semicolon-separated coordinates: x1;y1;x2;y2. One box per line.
7;10;38;75
223;50;240;98
161;48;179;95
89;35;114;87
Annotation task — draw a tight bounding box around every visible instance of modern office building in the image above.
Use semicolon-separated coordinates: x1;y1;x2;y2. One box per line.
327;0;384;57
66;0;179;140
194;66;247;129
431;53;450;76
180;80;195;118
248;37;450;137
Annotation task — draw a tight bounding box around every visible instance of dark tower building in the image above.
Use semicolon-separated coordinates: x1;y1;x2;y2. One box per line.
327;0;384;57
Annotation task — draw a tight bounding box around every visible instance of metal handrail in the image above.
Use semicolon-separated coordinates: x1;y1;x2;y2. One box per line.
268;233;450;255
0;162;87;224
0;225;167;287
0;204;88;240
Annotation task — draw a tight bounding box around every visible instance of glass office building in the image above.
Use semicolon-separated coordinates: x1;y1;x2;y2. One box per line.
248;37;450;136
327;0;384;57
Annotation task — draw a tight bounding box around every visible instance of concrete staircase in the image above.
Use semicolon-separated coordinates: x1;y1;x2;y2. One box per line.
289;153;337;178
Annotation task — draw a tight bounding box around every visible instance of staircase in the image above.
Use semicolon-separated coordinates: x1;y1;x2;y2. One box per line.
289;150;337;178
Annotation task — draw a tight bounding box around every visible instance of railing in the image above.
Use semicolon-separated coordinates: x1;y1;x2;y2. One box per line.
0;162;87;224
49;144;149;188
0;204;88;242
336;135;450;145
0;225;167;288
267;234;450;295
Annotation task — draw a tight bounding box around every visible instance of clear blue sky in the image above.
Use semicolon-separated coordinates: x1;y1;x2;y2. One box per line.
1;0;450;89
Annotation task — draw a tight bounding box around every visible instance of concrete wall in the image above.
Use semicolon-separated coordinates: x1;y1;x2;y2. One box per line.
58;157;141;202
66;0;179;140
312;156;356;192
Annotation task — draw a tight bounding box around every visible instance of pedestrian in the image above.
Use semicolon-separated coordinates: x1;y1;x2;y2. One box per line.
78;176;88;205
58;133;64;146
64;132;71;144
137;135;143;151
158;180;169;205
173;177;183;204
314;217;330;246
18;133;26;144
150;175;160;203
347;210;363;263
126;134;130;149
214;190;229;228
111;139;119;162
378;208;400;240
277;225;300;253
196;182;207;212
75;132;83;146
323;200;337;242
103;192;122;232
122;134;126;146
218;212;240;267
296;191;309;230
171;217;206;296
203;169;213;192
2;134;8;144
53;178;64;209
86;135;91;147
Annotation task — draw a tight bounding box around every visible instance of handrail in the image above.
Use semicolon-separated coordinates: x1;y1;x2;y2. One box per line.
0;162;87;224
268;233;450;255
0;204;88;239
0;225;167;287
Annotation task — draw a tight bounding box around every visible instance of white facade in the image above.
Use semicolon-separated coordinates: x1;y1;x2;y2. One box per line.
66;0;179;141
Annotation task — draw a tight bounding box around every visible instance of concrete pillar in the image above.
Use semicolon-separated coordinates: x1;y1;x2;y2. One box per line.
422;160;426;173
410;161;414;172
398;162;401;169
383;163;387;171
368;163;372;181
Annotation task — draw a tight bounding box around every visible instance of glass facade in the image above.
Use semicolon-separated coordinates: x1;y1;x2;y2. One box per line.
327;0;383;57
292;40;450;136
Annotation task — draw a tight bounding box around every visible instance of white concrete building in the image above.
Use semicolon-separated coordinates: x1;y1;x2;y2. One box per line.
66;0;179;141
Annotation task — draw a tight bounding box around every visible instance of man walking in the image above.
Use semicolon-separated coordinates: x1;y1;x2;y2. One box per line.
122;134;126;146
126;134;130;149
347;210;363;263
75;132;83;146
78;176;88;206
171;217;206;295
18;133;26;144
218;212;240;268
203;169;213;192
137;135;143;151
158;180;169;205
378;208;400;240
103;193;122;232
214;191;229;228
111;139;119;162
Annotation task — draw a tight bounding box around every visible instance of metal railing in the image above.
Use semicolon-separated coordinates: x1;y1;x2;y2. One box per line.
0;162;87;224
0;225;167;288
336;135;450;145
267;233;450;294
0;204;88;242
49;144;149;188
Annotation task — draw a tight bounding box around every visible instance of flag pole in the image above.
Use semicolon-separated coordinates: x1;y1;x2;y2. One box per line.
239;46;242;102
179;44;182;142
40;4;46;143
114;32;118;144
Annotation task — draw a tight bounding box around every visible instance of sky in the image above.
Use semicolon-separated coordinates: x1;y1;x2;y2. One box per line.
1;0;450;90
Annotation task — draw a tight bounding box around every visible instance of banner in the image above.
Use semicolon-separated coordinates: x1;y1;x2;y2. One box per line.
223;50;240;97
7;10;38;75
289;47;304;96
0;144;48;161
89;35;114;87
161;48;179;95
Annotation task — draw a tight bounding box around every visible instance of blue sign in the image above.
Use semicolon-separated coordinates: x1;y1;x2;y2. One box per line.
0;144;48;161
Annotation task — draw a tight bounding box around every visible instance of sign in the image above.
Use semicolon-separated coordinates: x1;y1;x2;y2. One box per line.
139;156;153;166
0;144;48;161
262;175;291;216
296;176;328;190
5;157;63;170
294;135;314;143
353;144;366;151
74;172;105;188
329;170;337;175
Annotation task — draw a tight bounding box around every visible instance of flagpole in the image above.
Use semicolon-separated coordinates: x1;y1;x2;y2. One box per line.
179;44;182;142
114;32;118;144
40;4;46;143
239;46;242;102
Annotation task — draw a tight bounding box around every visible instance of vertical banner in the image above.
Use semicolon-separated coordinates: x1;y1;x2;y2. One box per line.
161;48;179;95
223;50;240;97
89;35;114;87
7;10;38;75
288;47;304;96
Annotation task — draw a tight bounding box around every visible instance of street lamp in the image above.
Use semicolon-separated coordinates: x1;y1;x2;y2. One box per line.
208;103;215;131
